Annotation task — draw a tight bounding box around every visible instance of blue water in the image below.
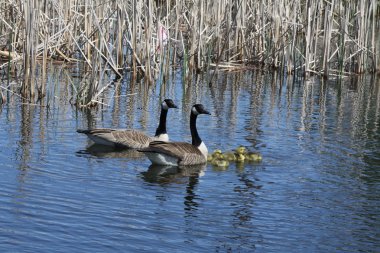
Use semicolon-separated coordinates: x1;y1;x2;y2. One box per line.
0;71;379;252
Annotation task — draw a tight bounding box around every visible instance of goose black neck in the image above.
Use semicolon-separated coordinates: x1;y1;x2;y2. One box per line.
155;108;168;136
190;112;202;147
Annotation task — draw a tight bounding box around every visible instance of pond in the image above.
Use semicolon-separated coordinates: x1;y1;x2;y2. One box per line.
0;69;379;252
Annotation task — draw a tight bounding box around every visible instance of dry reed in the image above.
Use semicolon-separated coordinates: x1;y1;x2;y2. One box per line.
0;0;378;104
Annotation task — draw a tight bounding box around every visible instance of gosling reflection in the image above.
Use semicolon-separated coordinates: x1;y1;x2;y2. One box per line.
141;164;206;184
76;144;144;159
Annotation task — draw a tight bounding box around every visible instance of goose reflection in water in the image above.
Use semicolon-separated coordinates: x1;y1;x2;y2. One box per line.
141;164;206;216
141;164;206;184
76;144;145;159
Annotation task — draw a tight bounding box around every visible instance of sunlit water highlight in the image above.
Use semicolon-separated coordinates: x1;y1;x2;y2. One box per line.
0;70;379;252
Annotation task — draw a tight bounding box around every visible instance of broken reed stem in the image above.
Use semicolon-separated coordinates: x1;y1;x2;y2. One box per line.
0;0;379;104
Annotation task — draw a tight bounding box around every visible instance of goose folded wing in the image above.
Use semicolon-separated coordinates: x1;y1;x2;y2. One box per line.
78;128;118;142
179;152;207;166
111;129;152;148
77;128;116;134
141;141;203;160
78;128;151;148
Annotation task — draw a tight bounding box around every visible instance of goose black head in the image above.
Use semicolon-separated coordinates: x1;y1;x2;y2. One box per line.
191;104;211;115
162;99;178;110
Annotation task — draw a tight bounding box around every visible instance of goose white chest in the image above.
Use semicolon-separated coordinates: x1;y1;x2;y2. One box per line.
198;141;208;158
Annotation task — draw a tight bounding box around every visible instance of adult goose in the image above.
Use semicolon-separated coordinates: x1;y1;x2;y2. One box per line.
139;104;210;166
77;99;178;149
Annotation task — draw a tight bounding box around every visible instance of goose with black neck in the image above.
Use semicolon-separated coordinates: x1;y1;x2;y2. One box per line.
138;104;211;166
77;99;178;149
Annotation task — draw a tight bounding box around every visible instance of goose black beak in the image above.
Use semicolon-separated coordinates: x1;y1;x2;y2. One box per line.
203;109;211;115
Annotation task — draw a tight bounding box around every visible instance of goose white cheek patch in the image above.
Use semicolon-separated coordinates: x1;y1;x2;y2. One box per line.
162;102;169;110
191;107;199;115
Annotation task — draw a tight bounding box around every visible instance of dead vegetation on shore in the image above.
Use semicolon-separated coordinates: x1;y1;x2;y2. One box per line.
0;0;379;104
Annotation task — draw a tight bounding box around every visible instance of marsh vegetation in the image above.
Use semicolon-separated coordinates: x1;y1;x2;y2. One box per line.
0;0;379;105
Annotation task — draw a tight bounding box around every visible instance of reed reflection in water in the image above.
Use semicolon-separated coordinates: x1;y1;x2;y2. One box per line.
0;69;379;252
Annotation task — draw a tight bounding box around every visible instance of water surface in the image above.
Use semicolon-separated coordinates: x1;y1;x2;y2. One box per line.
0;70;379;252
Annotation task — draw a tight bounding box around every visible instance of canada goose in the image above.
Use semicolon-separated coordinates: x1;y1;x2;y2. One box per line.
77;99;178;149
139;104;211;166
78;144;145;159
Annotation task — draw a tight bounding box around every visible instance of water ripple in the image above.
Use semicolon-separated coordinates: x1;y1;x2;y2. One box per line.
0;73;379;252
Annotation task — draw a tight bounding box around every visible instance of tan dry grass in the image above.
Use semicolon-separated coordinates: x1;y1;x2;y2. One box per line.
0;0;378;104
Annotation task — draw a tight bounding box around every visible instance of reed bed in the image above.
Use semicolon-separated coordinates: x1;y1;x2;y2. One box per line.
0;0;379;104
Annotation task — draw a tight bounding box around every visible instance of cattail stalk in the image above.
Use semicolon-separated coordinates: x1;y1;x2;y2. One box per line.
0;0;378;105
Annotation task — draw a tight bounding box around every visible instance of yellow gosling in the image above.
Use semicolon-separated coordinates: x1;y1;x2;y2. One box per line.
210;149;222;159
235;146;247;155
213;149;222;156
214;153;225;159
208;149;223;162
235;153;245;163
211;158;230;167
224;151;237;161
245;152;263;162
